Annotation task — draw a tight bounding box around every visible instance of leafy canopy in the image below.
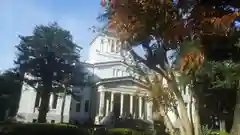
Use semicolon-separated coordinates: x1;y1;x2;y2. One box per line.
101;0;240;73
15;23;81;90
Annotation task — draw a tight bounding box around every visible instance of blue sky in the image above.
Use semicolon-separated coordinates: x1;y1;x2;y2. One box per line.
1;1;239;71
0;0;101;70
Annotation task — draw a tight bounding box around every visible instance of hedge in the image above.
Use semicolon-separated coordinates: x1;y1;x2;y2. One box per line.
1;123;87;135
0;123;151;135
108;128;146;135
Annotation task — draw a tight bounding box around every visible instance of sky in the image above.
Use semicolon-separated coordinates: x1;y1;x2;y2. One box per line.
0;1;239;71
0;0;101;71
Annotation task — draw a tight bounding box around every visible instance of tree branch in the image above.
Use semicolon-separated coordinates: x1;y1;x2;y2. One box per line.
129;49;169;79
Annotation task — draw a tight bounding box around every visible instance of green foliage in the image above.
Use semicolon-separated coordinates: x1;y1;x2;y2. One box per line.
3;123;87;135
15;22;82;122
15;22;81;90
210;130;229;135
2;125;146;135
198;125;230;135
195;60;240;89
55;123;78;128
108;128;142;135
200;125;213;135
0;70;22;119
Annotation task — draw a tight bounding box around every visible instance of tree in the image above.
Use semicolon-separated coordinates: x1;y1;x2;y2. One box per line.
195;60;240;134
99;0;240;135
58;63;86;123
15;23;81;123
124;56;183;135
0;70;22;121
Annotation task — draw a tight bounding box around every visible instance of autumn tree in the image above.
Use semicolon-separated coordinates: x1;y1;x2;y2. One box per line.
99;0;240;135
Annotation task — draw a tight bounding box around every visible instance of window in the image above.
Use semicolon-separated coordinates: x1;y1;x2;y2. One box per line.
108;39;111;45
85;100;89;112
32;119;37;123
121;71;124;76
51;120;55;124
100;39;104;52
113;69;116;76
116;69;121;76
116;40;121;52
35;92;41;107
76;102;81;112
113;69;122;77
52;93;58;109
111;40;115;52
84;74;88;82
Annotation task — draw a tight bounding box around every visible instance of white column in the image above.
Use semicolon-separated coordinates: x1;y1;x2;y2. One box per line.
130;95;133;115
147;101;153;121
106;99;109;115
49;93;53;109
139;96;143;118
110;92;114;112
99;91;105;116
120;93;124;116
187;102;191;119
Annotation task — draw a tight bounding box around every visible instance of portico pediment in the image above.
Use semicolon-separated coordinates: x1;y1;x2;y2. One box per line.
96;76;148;96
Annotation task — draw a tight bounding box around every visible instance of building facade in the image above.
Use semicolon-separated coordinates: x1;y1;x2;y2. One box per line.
16;32;193;127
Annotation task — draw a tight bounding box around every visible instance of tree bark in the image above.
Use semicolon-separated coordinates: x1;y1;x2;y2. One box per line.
189;94;195;135
169;80;193;135
193;97;201;135
190;85;201;135
60;90;67;123
158;103;176;135
230;90;240;135
37;91;50;123
180;125;186;135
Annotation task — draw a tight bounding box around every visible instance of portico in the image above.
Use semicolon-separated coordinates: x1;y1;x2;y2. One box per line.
95;77;153;123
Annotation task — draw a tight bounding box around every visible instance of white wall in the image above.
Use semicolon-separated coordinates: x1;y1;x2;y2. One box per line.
17;82;73;123
70;86;92;123
94;63;130;79
87;35;125;64
18;82;37;114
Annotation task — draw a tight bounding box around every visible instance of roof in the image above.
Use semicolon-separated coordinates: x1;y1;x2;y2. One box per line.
93;60;127;67
89;30;118;46
80;60;128;67
96;76;147;88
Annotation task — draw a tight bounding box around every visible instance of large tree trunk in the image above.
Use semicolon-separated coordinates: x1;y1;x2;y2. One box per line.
158;103;176;135
189;94;195;135
191;84;201;135
169;80;193;135
193;97;201;135
60;90;67;123
38;85;51;123
230;90;240;135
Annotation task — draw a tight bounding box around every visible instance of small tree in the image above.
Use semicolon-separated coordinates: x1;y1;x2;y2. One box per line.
15;23;81;123
0;70;22;120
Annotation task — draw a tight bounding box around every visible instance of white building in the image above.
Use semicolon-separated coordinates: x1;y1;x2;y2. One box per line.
16;32;192;127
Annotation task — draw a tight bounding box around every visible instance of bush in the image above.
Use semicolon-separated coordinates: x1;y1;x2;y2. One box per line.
107;128;142;135
2;123;88;135
210;130;229;135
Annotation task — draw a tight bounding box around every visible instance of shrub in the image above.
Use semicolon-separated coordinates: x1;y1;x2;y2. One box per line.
107;128;142;135
2;123;88;135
